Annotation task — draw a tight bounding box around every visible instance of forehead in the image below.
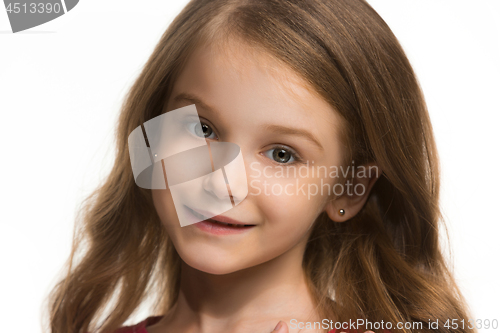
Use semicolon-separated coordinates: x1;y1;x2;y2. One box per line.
167;38;342;147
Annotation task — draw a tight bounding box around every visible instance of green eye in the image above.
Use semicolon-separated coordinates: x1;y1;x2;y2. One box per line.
264;146;298;164
187;121;218;140
195;123;213;138
273;148;292;163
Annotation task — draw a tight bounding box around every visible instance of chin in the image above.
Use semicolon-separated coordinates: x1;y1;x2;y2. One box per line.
191;263;239;275
178;246;249;275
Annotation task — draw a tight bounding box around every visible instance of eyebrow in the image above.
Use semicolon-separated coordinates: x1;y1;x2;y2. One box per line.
172;92;324;151
172;92;217;114
262;124;324;151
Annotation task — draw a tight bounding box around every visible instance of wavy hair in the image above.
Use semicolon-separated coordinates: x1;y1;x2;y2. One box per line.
44;1;476;332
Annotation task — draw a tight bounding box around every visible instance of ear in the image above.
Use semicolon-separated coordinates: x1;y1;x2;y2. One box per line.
323;162;380;222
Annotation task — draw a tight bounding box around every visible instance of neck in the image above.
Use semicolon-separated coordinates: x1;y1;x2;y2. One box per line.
160;235;321;332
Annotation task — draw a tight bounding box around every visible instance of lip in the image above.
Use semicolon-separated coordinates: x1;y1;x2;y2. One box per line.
191;207;254;226
184;205;256;235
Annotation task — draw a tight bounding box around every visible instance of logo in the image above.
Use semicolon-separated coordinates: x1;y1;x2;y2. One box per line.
3;0;79;33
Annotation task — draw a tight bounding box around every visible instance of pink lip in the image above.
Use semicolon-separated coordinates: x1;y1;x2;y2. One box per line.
184;206;256;235
192;207;253;226
194;220;256;235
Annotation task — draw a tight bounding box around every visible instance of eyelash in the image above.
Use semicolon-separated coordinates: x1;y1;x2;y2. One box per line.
263;145;305;165
185;119;305;165
185;118;219;140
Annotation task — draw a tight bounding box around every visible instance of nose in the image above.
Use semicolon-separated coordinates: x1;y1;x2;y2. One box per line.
202;142;248;205
202;168;233;203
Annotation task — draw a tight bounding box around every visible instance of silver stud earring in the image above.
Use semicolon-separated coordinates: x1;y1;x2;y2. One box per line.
338;209;345;216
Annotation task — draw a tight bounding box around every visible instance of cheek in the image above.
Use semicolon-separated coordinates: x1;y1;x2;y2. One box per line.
251;173;329;222
152;189;179;233
251;177;328;244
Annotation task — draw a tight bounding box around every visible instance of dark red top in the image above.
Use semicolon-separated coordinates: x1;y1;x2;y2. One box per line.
111;316;377;333
111;316;163;333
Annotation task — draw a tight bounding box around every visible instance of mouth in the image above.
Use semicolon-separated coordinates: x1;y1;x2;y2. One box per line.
184;205;256;229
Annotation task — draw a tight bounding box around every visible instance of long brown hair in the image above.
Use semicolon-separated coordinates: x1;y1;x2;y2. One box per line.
44;1;476;332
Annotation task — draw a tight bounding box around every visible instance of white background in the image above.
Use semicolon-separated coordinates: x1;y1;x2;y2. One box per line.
0;1;499;332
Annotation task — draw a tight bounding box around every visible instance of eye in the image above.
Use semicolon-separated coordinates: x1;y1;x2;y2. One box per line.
263;146;301;164
186;121;218;140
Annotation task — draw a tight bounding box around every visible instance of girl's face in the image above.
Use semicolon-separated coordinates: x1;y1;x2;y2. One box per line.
152;39;345;275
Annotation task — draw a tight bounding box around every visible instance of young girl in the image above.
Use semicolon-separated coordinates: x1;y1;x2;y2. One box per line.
45;0;476;332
